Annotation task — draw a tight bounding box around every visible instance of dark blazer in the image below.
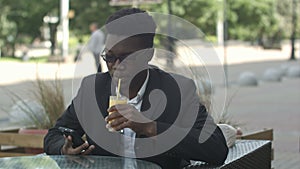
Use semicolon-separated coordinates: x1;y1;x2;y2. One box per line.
44;67;228;169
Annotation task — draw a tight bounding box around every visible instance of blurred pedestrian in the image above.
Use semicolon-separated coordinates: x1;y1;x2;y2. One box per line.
87;23;105;72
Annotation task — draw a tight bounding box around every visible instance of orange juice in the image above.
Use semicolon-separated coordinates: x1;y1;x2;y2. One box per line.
107;96;128;132
109;96;128;110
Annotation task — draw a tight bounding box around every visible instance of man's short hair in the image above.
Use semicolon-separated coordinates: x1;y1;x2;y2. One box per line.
105;8;156;48
90;22;98;28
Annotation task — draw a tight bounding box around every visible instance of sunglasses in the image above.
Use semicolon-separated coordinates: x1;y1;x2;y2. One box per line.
100;50;132;63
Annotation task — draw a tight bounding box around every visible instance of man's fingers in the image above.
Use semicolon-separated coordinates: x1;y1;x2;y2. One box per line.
114;105;147;122
64;136;73;148
62;136;74;155
73;142;89;154
107;105;120;112
62;136;94;155
110;117;128;127
105;111;123;122
82;145;95;155
106;109;133;122
114;121;130;131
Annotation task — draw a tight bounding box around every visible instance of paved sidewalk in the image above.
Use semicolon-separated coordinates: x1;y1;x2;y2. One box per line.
226;77;300;169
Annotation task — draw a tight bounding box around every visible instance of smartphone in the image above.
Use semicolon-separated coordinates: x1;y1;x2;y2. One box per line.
58;127;85;148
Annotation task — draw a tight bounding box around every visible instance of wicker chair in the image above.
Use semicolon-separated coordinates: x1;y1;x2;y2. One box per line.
184;129;273;169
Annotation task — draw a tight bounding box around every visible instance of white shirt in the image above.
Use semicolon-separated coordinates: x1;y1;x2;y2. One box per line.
123;70;149;169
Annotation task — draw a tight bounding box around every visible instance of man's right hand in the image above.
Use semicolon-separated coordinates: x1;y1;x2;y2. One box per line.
61;135;95;155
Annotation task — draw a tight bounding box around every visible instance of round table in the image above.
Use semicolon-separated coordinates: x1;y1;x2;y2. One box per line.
0;155;162;169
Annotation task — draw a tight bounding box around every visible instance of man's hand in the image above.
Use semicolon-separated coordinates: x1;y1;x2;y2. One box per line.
61;135;95;155
105;104;157;137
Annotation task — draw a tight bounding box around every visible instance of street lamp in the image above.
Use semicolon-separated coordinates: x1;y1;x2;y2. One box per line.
216;0;228;87
61;0;69;60
223;0;228;87
43;15;59;56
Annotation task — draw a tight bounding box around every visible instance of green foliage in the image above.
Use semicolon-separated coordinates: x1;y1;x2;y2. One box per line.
144;0;218;36
69;0;122;36
0;0;59;56
227;0;279;41
0;0;58;41
206;35;218;43
0;0;298;51
276;0;299;38
144;0;289;45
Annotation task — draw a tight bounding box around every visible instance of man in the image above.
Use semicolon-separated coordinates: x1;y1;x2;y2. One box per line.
87;22;105;72
44;8;228;169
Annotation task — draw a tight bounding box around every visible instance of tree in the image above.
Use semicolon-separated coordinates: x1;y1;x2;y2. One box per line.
69;0;121;37
145;0;281;47
226;0;280;46
145;0;218;36
1;0;295;57
6;0;59;41
0;0;59;57
0;1;17;56
276;0;299;60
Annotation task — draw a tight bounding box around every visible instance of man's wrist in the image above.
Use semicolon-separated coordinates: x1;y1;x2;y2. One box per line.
144;121;157;137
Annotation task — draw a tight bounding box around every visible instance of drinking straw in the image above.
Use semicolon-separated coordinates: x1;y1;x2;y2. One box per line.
117;78;121;99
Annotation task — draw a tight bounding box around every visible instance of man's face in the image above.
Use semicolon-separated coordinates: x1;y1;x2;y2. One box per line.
103;35;153;93
89;24;96;32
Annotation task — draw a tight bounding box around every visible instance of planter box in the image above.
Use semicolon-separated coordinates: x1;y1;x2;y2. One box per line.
0;129;47;157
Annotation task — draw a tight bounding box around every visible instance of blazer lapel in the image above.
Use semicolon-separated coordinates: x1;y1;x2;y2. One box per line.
95;72;111;117
141;68;160;112
140;68;169;123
